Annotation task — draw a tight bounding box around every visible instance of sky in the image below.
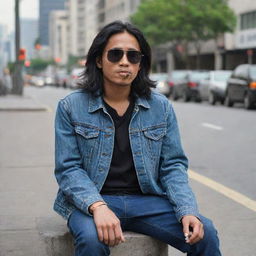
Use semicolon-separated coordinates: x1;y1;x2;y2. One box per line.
0;0;39;33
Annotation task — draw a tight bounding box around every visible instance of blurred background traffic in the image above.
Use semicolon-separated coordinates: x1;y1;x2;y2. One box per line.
0;0;256;110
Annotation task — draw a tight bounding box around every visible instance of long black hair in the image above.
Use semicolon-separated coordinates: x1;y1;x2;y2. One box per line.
79;20;155;98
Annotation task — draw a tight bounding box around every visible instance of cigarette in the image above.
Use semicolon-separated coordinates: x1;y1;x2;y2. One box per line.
184;233;191;241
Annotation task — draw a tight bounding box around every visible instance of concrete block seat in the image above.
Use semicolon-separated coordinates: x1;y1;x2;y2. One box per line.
36;216;168;256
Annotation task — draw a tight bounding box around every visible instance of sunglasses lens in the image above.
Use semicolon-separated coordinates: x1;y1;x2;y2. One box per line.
127;51;142;64
107;49;124;62
107;49;143;64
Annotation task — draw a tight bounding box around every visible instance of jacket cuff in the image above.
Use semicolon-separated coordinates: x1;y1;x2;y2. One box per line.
176;206;200;222
81;195;105;216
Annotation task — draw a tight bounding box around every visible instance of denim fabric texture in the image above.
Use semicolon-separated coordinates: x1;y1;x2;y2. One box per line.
54;89;199;221
67;195;221;256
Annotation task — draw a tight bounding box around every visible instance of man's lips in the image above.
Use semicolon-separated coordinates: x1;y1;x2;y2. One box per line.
117;70;131;75
117;70;132;78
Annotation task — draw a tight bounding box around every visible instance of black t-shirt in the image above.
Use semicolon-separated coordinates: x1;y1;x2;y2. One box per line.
100;99;142;195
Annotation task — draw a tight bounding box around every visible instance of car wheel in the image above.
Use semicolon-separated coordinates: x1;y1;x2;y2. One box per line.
182;92;190;102
172;89;178;101
208;92;216;105
224;90;233;107
244;92;255;110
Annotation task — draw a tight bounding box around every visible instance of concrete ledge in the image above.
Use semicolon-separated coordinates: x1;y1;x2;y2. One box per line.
36;216;168;256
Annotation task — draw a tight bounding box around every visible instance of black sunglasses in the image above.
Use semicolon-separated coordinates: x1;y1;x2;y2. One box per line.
107;49;143;64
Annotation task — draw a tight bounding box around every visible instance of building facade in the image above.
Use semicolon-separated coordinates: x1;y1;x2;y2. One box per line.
0;25;9;74
48;0;256;72
20;19;39;60
49;10;68;65
156;0;256;72
39;0;66;46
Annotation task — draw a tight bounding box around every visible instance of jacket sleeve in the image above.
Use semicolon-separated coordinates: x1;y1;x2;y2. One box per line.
54;99;103;215
159;102;200;221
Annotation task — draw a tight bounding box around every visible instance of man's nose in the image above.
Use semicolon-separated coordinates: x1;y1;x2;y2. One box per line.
119;53;129;65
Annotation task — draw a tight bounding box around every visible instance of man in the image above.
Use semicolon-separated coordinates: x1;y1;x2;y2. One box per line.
54;21;221;255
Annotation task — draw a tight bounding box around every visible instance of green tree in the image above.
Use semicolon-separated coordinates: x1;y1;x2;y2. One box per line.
131;0;236;69
28;58;54;73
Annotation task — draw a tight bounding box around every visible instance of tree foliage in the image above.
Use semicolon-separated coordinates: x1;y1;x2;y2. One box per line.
29;58;54;73
131;0;236;46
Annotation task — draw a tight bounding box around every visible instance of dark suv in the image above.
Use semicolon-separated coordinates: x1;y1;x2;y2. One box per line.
225;64;256;109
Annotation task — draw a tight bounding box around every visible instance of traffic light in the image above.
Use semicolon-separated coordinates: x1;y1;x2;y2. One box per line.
35;43;41;50
18;48;26;61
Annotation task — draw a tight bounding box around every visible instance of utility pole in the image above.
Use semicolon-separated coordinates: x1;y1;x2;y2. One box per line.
12;0;23;95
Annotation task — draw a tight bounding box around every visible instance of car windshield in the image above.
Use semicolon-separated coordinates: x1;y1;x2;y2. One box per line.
150;73;168;81
213;71;231;81
190;72;209;80
249;66;256;80
171;71;188;80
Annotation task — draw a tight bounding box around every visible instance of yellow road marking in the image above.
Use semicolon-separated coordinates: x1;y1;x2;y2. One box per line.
188;169;256;212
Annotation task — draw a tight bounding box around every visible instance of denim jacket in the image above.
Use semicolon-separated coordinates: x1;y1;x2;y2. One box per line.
54;89;199;221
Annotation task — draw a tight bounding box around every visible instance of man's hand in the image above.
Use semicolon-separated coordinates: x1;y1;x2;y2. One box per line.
181;215;204;245
90;202;125;246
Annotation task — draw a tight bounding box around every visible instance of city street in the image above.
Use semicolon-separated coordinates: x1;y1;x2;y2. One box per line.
0;86;255;255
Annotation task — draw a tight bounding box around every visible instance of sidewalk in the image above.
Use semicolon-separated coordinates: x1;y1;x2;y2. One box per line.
0;87;56;256
0;89;50;112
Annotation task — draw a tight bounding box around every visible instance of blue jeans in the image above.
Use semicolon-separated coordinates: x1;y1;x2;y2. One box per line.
68;195;221;256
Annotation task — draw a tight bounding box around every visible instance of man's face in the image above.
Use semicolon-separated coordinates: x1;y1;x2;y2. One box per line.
97;31;141;89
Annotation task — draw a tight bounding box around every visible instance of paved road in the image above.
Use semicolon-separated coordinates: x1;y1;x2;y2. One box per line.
171;100;256;256
173;100;256;201
0;86;255;255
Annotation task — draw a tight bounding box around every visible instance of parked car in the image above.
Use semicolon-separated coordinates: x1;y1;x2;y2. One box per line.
55;69;69;88
168;70;190;95
30;76;45;87
172;70;209;102
225;64;256;109
67;67;84;89
198;70;232;104
150;73;171;97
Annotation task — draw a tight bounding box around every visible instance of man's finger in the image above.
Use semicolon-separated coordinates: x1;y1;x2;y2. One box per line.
103;226;109;245
182;219;190;243
108;228;116;246
189;224;199;243
97;227;104;242
113;224;122;245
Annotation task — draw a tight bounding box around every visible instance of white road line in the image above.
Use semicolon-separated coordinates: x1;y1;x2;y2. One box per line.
201;122;223;131
189;169;256;212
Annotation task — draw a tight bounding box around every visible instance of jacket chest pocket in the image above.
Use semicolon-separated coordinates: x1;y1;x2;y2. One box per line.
142;125;166;159
74;125;100;163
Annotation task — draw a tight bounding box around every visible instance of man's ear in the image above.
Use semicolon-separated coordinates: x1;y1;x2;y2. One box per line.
96;57;102;68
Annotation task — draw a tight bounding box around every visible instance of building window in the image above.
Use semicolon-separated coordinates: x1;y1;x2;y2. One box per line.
98;12;105;23
98;0;105;9
241;11;256;30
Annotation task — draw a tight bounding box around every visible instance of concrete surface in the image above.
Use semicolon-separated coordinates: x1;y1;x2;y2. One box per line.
0;93;50;112
36;217;168;256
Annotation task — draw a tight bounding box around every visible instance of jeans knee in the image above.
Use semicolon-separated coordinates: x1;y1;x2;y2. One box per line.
75;230;109;256
202;218;219;243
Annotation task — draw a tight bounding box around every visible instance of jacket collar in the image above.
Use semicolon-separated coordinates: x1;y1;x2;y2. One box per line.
88;92;150;113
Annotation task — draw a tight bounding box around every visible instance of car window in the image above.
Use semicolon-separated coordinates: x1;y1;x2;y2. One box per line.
249;66;256;80
190;72;209;81
213;71;232;81
150;73;168;81
171;71;188;80
234;65;248;79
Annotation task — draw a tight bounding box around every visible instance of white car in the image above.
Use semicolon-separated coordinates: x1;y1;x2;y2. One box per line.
150;73;171;97
67;68;84;89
